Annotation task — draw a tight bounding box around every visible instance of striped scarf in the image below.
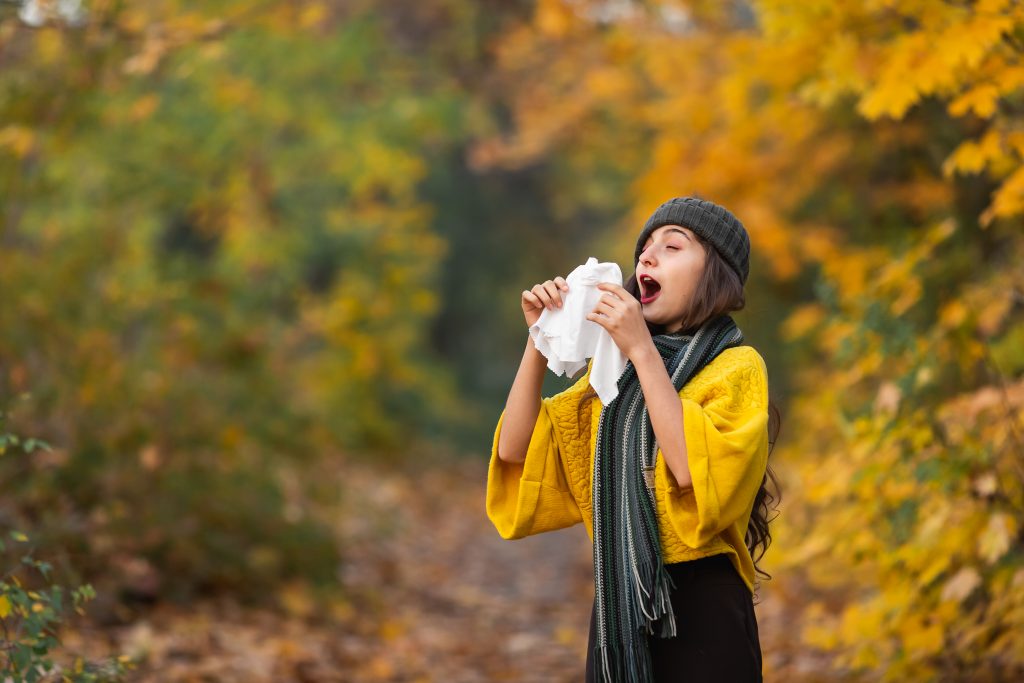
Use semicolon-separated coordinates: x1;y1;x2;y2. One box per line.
591;313;743;683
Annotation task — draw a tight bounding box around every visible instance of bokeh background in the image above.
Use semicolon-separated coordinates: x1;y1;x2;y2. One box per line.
2;0;1023;681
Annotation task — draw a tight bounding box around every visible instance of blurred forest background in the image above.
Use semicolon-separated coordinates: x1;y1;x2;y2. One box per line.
2;0;1023;680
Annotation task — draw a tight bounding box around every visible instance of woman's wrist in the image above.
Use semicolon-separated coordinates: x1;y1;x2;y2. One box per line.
630;338;662;370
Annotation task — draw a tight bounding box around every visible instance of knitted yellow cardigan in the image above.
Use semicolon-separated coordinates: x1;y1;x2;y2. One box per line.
486;344;770;595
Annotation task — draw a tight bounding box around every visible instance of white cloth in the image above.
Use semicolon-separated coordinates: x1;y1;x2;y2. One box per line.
529;257;629;405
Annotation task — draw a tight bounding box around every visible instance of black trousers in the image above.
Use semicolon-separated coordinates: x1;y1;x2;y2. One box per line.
584;553;763;682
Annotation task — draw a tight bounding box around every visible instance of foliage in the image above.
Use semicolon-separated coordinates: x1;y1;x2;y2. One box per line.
0;408;132;682
0;0;477;599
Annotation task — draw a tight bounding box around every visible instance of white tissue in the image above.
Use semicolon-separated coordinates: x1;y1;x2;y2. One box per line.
528;257;630;405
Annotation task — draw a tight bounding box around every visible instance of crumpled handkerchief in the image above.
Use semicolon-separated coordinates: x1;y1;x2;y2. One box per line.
529;256;630;405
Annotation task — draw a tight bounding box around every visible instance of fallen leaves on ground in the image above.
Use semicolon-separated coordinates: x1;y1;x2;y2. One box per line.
58;452;835;681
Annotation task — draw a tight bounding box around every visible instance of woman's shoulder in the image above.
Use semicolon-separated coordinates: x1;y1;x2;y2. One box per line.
689;344;768;395
711;344;767;374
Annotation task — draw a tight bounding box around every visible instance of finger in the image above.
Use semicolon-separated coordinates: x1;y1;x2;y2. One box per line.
530;284;554;309
593;286;622;301
541;280;564;309
591;302;616;323
596;284;624;301
554;276;569;292
534;283;559;310
523;290;544;309
599;282;629;296
596;293;621;310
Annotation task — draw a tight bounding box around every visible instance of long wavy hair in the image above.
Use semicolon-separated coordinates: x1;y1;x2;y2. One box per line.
574;231;782;600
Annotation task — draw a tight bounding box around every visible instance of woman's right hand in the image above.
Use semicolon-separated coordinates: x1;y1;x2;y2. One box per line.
522;277;570;328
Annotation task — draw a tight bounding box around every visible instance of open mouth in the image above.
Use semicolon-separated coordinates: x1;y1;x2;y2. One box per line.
639;274;661;304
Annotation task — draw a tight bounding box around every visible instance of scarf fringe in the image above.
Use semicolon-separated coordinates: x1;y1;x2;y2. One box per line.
630;556;678;638
591;557;679;683
653;559;678;638
594;630;655;683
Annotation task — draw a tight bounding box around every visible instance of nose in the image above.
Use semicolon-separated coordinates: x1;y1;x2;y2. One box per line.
640;244;657;266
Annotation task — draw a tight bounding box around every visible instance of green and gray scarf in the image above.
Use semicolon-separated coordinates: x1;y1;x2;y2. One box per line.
591;313;743;683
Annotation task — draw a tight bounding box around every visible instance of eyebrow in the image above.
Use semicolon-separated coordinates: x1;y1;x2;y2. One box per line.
644;228;690;244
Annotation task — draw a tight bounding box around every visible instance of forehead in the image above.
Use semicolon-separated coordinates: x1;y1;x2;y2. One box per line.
644;226;690;242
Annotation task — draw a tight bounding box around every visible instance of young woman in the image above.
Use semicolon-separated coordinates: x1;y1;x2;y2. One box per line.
486;196;782;683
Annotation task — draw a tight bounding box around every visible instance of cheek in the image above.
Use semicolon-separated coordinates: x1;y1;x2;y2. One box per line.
663;273;698;301
666;260;700;289
681;254;705;282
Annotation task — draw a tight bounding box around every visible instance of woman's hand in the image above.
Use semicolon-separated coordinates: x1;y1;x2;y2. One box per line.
586;282;654;361
522;277;569;328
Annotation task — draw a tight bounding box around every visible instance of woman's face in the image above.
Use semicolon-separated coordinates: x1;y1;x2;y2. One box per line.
635;225;706;333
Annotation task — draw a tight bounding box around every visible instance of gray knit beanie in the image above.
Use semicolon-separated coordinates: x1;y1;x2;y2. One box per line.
633;196;750;285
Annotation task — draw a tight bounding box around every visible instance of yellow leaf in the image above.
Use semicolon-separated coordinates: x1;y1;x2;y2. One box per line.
874;381;902;416
781;303;826;341
0;125;35;159
555;626;577;646
942;128;1003;177
299;3;326;29
535;0;573;37
903;620;944;656
278;581;314;618
0;595;10;618
978;512;1015;564
948;83;1000;119
379;617;405;641
130;95;159;122
939;299;968;329
982;164;1024;225
972;472;998;497
941;567;981;602
917;554;951;588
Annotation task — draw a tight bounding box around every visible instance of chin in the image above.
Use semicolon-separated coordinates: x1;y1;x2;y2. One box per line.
643;313;669;328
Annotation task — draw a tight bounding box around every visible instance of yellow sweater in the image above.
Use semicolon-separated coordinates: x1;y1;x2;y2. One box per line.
485;345;770;595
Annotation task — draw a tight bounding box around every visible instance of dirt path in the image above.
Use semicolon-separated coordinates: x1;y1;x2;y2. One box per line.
327;453;599;682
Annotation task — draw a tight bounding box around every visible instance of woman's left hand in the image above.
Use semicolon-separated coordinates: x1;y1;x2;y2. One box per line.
587;282;654;361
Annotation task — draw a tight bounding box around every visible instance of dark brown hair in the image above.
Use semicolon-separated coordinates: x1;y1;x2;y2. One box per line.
575;231;782;600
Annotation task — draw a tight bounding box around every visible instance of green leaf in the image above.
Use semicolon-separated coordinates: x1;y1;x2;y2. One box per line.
13;643;31;671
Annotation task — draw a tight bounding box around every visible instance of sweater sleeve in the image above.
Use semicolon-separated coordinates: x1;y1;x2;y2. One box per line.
654;348;770;549
485;364;592;540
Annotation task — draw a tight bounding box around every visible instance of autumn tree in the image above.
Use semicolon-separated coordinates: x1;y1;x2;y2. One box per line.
473;0;1024;678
